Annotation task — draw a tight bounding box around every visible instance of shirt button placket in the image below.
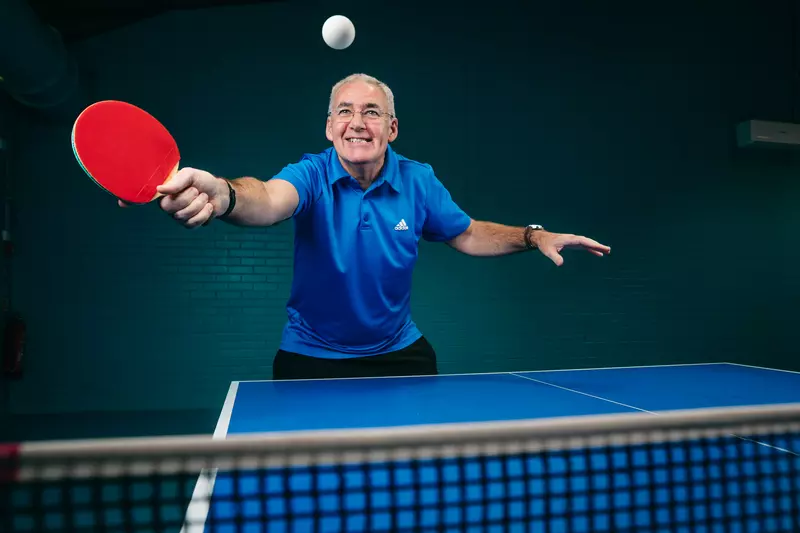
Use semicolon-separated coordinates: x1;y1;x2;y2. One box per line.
360;195;371;230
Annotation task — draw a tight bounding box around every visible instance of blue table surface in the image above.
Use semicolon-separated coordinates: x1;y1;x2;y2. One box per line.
220;362;800;436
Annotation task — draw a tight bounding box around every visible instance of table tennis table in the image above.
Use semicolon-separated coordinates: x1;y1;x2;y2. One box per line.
181;362;800;532
7;362;800;532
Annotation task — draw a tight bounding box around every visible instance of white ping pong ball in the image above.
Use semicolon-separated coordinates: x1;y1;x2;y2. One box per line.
322;15;355;50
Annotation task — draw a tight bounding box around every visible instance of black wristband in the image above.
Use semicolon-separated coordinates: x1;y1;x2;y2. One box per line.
218;180;236;219
524;226;535;250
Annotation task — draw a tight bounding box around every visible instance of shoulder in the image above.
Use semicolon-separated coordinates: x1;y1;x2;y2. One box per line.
299;146;335;164
296;147;335;173
277;147;334;181
394;152;455;198
394;152;437;184
395;152;433;172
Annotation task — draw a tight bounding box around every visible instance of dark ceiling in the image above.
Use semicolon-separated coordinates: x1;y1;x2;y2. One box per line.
24;0;283;43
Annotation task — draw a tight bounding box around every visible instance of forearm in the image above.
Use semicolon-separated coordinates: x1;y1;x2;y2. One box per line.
452;220;535;256
215;177;286;227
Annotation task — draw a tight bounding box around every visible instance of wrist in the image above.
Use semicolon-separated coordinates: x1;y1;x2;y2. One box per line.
216;178;236;219
524;224;544;249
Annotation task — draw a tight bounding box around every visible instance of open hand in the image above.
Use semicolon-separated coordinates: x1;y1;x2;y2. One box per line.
533;231;611;267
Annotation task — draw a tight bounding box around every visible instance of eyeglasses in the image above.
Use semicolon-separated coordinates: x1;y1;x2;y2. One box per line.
328;108;394;123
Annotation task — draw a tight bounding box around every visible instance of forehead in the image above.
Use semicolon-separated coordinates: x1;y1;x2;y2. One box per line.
332;81;387;108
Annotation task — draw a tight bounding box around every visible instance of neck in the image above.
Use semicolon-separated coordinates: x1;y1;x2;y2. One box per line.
338;154;385;190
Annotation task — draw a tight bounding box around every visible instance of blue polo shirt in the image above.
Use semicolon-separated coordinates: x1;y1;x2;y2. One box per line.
271;145;472;359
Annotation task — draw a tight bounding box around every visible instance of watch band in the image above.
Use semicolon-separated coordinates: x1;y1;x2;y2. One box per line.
218;179;236;219
524;224;543;249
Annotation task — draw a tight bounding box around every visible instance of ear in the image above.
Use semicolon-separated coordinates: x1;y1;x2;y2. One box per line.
388;117;399;142
325;117;333;142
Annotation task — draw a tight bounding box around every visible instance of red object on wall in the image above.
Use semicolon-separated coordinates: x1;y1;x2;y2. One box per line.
0;443;21;482
2;315;25;378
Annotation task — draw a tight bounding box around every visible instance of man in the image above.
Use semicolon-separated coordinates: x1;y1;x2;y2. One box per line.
128;73;610;380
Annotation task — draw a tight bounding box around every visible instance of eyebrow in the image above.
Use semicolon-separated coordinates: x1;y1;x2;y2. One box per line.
336;101;382;110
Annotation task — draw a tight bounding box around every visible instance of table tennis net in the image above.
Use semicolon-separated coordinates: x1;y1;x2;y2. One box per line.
3;404;800;533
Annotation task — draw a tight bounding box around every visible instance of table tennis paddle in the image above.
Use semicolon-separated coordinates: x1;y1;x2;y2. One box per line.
71;100;180;205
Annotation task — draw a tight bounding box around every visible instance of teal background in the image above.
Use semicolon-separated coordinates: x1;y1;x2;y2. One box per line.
1;0;799;440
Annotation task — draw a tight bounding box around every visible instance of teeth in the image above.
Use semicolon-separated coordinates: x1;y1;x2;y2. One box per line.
347;138;369;143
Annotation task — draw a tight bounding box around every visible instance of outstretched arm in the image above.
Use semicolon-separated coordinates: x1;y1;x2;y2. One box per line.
140;166;300;228
447;220;611;266
214;177;299;227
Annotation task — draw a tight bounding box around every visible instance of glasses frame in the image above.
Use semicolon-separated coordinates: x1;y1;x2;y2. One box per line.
327;107;395;123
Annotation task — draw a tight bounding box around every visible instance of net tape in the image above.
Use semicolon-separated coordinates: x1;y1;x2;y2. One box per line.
5;403;800;480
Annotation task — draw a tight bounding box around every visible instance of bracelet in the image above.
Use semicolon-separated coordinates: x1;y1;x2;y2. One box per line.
218;180;236;219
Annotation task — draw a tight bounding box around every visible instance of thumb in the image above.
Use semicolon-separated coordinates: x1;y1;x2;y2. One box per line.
156;167;193;196
541;246;564;267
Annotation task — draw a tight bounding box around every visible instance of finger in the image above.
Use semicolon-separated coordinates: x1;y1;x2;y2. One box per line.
541;247;564;266
174;192;209;222
118;199;129;208
570;236;611;254
156;167;195;196
160;186;201;214
185;203;214;229
588;249;605;257
585;238;610;253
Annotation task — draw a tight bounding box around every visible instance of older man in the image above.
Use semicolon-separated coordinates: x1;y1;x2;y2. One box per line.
138;73;610;379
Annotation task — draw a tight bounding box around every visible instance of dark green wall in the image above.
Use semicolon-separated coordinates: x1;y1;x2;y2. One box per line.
0;89;11;423
3;0;799;440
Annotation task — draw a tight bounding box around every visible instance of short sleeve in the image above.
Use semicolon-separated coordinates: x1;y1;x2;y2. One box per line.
271;155;323;217
422;170;472;242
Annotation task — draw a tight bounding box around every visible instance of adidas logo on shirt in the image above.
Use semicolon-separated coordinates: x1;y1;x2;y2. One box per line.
394;219;409;231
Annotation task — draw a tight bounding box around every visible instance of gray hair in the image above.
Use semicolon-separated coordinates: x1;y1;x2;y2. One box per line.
328;73;396;117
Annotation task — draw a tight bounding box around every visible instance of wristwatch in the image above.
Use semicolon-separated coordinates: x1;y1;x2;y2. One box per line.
524;224;544;249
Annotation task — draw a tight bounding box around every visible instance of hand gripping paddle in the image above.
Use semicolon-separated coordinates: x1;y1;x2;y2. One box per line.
71;100;180;204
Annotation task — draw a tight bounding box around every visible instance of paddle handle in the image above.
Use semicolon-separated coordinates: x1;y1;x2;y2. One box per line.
148;161;180;202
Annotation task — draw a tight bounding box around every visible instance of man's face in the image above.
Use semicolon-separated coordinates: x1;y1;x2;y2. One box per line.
326;81;398;166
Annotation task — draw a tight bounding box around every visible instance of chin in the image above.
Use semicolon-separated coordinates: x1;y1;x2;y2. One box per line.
340;143;379;162
346;153;376;164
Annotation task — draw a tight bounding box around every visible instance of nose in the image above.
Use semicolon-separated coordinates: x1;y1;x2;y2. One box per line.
348;112;366;129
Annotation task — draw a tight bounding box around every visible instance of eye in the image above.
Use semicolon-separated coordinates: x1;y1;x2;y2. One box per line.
365;109;380;117
337;109;353;116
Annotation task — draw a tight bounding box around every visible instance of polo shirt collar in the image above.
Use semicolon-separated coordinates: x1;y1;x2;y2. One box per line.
328;145;402;193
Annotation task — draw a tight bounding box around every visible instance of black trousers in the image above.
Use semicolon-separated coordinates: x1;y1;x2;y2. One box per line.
272;336;438;380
